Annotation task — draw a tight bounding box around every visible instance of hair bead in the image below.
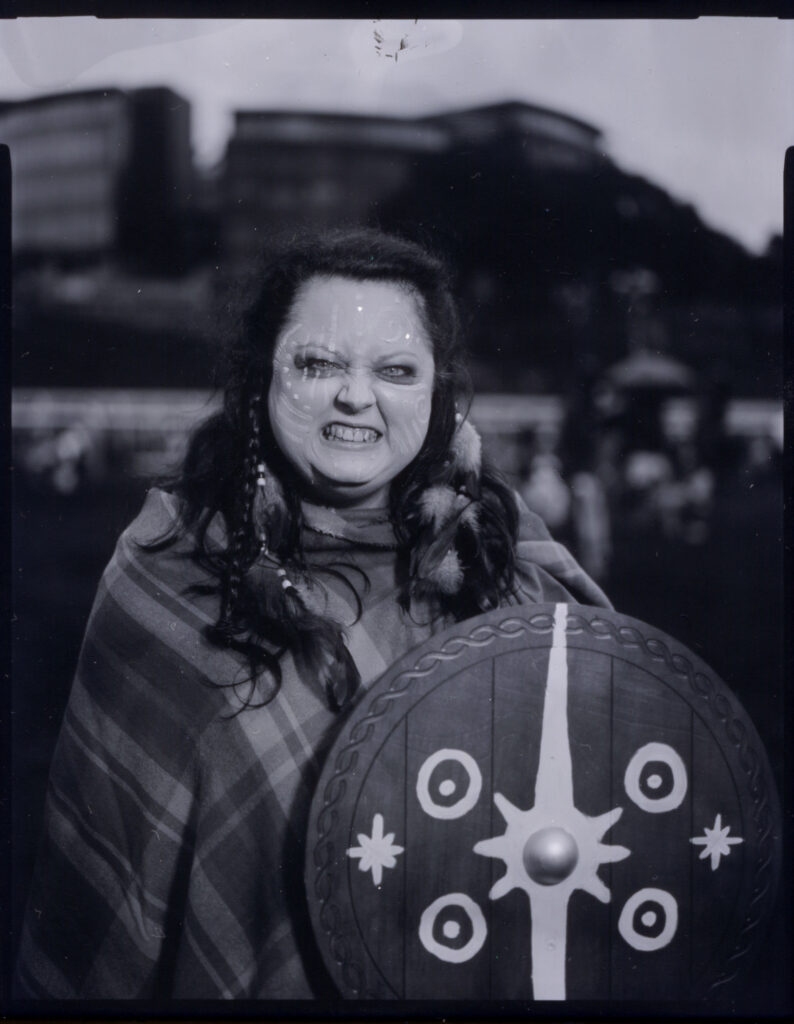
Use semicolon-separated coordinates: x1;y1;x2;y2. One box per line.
276;567;297;592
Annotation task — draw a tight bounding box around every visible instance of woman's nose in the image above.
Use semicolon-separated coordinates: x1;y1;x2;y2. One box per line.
335;370;376;413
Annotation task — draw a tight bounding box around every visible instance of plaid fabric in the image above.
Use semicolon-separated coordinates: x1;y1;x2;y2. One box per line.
16;487;609;1000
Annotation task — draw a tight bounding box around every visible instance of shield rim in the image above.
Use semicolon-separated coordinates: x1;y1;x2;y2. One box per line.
305;603;781;1001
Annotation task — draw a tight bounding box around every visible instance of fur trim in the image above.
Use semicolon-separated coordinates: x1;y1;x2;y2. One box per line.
428;548;464;594
419;485;457;527
450;420;482;475
459;499;480;532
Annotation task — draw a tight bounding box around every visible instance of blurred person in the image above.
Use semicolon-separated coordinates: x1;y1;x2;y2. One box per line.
19;423;103;495
556;368;612;581
568;470;611;581
15;229;609;1000
696;369;737;479
518;426;572;533
743;431;782;481
664;439;715;544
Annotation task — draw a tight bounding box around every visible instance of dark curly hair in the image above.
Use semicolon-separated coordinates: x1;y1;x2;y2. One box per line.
150;228;520;712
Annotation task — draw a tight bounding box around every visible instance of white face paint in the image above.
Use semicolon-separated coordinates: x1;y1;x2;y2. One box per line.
268;275;435;508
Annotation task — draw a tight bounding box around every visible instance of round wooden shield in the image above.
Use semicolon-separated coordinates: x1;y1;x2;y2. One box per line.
305;604;781;1002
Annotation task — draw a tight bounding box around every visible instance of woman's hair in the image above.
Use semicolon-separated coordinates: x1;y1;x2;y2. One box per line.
152;227;520;711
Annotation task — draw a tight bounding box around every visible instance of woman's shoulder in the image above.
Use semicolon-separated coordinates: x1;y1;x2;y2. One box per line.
117;486;227;564
121;486;189;547
511;489;555;542
80;488;237;715
106;486;222;615
511;490;612;609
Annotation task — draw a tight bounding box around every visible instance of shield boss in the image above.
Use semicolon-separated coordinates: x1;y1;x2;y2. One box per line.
305;604;781;1001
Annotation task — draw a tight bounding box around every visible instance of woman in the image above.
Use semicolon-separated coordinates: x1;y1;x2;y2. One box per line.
16;229;609;1000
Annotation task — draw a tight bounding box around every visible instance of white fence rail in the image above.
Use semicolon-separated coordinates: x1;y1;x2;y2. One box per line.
12;388;783;439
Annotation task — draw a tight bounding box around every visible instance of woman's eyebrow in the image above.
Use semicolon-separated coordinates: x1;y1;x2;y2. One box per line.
375;351;424;362
293;342;346;356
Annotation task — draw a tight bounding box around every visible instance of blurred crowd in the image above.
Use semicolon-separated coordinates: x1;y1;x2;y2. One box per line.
14;351;782;597
515;351;782;585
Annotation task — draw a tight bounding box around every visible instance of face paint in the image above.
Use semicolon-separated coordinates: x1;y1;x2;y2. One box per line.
268;275;435;508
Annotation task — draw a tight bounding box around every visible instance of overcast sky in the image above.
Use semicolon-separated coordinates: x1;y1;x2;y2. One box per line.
1;17;791;254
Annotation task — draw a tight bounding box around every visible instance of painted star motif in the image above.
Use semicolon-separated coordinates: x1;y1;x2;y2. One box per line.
475;795;630;904
346;813;404;886
690;813;743;870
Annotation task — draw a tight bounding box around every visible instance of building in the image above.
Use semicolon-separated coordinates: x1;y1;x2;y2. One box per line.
220;109;448;272
0;86;195;273
421;101;606;171
4;90;780;395
1;89;130;261
217;101;608;274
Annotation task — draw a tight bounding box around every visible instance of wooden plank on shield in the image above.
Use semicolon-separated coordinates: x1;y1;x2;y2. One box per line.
565;645;614;1000
489;646;548;999
690;712;745;985
347;717;407;997
610;658;693;999
403;660;494;999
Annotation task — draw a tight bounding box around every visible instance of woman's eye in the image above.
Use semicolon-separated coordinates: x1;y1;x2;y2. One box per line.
297;355;341;376
379;365;415;380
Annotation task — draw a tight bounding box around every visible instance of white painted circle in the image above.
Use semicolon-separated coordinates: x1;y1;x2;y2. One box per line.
618;889;678;952
439;779;456;797
419;894;487;963
624;742;687;813
442;920;461;940
416;749;482;820
646;774;663;790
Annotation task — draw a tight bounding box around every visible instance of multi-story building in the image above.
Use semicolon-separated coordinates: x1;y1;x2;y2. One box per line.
220;108;448;272
422;100;606;171
1;89;130;262
2;89;780;394
218;101;606;275
0;86;194;273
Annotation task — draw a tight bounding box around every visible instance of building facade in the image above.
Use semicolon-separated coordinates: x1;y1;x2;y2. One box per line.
218;101;606;276
1;86;194;273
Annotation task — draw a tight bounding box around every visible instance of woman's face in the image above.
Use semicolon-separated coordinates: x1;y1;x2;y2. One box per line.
268;275;435;508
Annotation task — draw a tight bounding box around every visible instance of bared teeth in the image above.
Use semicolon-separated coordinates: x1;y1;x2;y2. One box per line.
323;424;380;443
